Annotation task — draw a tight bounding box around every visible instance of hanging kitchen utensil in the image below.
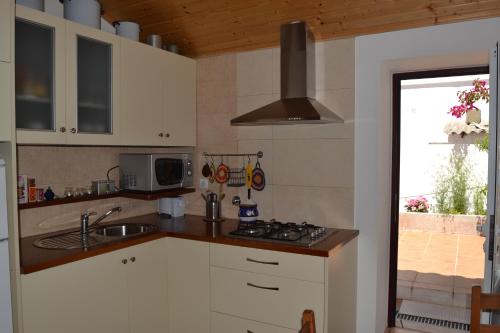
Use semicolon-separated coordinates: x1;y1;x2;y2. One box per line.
245;156;253;199
251;159;266;191
202;156;211;178
215;157;229;184
227;167;246;187
208;157;216;183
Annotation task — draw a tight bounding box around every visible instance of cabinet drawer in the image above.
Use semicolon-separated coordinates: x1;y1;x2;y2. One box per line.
210;266;324;332
210;243;324;283
211;311;295;333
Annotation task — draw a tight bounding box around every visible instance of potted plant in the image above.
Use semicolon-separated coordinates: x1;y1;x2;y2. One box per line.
404;196;429;213
449;79;489;124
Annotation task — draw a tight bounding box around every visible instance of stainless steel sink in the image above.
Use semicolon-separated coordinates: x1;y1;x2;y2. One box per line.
94;223;156;237
33;223;157;250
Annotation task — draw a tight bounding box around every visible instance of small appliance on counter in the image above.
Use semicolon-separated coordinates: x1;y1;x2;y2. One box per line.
119;153;193;192
158;197;185;217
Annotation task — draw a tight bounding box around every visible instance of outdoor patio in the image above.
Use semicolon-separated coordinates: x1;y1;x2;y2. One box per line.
397;230;485;309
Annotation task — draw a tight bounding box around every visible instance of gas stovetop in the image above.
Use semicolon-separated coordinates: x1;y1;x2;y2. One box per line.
228;220;337;247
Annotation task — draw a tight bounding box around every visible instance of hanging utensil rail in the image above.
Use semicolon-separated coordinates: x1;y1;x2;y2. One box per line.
202;151;263;158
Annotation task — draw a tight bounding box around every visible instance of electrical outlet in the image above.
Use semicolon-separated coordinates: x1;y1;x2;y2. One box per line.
199;178;209;190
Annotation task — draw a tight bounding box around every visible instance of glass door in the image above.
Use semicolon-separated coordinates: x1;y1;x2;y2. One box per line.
486;42;500;323
15;7;66;144
65;22;120;145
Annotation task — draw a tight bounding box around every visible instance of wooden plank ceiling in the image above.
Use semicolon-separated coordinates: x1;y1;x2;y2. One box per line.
101;0;500;57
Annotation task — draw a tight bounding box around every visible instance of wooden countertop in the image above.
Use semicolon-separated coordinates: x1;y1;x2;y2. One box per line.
20;214;359;274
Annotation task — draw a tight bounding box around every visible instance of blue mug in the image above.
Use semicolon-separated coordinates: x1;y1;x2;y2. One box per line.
239;204;259;222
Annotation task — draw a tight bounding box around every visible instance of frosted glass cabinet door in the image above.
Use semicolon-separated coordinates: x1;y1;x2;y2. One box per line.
66;22;120;145
15;6;66;144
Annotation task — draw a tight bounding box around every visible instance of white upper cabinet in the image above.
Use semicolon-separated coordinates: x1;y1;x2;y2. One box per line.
0;0;12;63
14;7;196;147
162;53;196;146
120;41;197;147
15;6;67;144
65;22;120;145
120;39;164;146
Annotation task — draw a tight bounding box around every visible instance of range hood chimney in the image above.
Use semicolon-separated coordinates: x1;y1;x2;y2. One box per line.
231;21;343;126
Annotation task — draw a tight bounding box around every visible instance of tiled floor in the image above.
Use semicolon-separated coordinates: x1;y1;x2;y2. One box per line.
397;230;485;308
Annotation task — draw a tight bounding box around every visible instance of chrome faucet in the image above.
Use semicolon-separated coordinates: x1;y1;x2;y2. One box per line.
80;206;122;234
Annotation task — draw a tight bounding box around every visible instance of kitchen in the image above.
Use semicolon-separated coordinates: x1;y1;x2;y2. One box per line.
1;1;500;333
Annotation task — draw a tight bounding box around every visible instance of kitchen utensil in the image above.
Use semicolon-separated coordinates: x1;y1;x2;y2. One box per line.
166;44;179;54
215;159;229;184
232;195;258;222
147;34;162;48
114;21;140;41
203;192;223;222
202;163;211;177
60;0;101;29
227;168;246;187
208;159;216;184
251;160;266;191
16;0;44;10
245;158;253;199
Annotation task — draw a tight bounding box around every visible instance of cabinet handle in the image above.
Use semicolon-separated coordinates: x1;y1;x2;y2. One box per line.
60;127;66;133
70;128;76;134
130;257;136;262
247;331;254;333
122;259;128;264
165;132;170;138
247;282;279;291
246;258;279;265
158;133;164;137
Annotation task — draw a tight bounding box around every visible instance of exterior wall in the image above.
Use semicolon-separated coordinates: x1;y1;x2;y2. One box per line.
355;17;500;333
399;212;485;235
189;39;356;229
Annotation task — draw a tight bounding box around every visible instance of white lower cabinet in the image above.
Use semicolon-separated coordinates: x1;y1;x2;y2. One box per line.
126;240;168;333
21;239;168;333
211;312;296;333
210;266;324;332
21;247;129;333
167;238;210;333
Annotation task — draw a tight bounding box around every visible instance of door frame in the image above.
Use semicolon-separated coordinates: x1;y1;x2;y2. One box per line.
388;65;490;327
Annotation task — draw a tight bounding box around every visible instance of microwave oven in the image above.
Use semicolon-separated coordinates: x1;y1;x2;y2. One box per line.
119;153;193;192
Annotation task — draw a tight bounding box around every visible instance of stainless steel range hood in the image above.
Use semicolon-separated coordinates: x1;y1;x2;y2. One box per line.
231;21;344;126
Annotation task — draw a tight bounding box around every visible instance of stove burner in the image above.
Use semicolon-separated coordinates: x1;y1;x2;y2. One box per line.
228;219;336;247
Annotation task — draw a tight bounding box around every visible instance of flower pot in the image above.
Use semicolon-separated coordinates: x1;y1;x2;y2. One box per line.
466;109;481;124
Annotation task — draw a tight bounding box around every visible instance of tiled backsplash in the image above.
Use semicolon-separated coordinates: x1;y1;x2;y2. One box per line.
194;38;355;229
17;145;194;237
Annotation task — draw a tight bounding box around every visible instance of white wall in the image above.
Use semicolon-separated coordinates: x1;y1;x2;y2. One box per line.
355;18;500;333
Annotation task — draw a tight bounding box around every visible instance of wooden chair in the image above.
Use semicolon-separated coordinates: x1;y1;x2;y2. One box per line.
471;285;500;333
299;310;316;333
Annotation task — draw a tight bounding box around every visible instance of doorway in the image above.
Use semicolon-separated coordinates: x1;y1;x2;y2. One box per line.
389;66;490;332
